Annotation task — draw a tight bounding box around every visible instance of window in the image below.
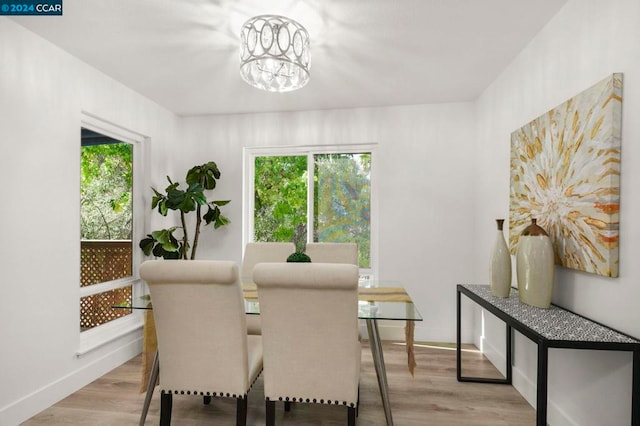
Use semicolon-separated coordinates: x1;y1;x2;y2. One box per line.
314;153;371;268
78;115;145;353
80;128;133;331
245;145;376;274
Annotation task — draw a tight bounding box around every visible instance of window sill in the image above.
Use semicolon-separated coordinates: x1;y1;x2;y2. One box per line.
77;313;143;358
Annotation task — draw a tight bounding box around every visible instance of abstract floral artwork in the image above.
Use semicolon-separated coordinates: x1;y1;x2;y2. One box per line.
509;73;622;277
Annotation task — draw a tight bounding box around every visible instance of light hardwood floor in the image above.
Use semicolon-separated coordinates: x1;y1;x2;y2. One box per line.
23;342;534;425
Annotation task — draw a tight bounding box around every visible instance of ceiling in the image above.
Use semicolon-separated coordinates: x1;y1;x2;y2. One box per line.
11;0;567;116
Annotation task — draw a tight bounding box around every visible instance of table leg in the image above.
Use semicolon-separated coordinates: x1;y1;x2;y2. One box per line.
506;324;513;384
366;319;393;426
536;343;548;426
456;289;510;384
633;349;639;426
140;349;159;426
456;289;462;380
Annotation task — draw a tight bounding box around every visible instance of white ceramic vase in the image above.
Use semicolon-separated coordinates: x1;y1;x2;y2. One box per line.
489;219;511;297
516;218;554;309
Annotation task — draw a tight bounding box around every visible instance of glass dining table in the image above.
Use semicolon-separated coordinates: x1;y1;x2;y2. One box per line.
115;280;422;426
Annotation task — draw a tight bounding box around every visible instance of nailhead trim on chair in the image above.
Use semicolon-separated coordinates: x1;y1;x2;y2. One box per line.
162;390;244;398
158;368;263;402
269;395;357;407
158;369;263;402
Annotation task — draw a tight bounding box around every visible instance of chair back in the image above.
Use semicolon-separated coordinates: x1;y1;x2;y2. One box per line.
241;242;296;281
253;262;360;406
305;242;358;265
139;260;251;395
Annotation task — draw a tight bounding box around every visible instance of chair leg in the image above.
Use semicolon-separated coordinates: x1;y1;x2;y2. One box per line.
236;397;248;426
160;392;172;426
284;401;291;412
348;406;356;426
266;400;276;426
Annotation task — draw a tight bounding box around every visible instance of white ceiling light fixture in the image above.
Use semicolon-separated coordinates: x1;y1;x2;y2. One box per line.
240;15;310;92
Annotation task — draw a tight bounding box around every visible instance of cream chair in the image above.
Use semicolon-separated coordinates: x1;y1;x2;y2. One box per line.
241;242;295;335
241;242;296;280
139;260;263;426
253;262;361;426
305;242;358;265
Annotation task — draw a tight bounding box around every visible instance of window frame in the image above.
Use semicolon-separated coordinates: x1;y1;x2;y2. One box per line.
77;112;148;356
243;143;378;278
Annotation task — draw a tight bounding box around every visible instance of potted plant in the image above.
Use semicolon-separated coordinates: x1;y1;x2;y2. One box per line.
286;223;311;262
139;161;230;259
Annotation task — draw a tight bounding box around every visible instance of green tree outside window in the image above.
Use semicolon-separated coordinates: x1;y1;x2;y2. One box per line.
81;142;133;240
253;152;371;268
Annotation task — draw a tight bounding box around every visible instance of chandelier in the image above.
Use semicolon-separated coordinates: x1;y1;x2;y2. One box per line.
240;15;310;92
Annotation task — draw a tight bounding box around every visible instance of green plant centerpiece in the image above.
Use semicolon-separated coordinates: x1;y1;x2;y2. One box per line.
287;252;311;262
286;223;311;263
139;161;230;259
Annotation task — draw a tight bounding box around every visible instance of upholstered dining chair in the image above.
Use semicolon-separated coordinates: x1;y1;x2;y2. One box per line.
305;242;358;265
241;242;295;335
253;262;361;426
241;242;296;279
139;260;263;426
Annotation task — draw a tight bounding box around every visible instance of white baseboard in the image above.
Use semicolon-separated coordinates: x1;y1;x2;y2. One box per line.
512;364;577;426
0;337;142;425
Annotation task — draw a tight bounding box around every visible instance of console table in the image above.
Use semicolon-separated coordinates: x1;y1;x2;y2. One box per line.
456;284;640;426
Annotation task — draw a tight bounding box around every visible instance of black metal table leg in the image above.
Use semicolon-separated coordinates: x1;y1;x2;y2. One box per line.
536;342;548;426
457;288;511;384
456;288;462;381
633;349;639;426
506;324;513;384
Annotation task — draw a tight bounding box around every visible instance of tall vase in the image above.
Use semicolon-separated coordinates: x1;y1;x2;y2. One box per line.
516;218;554;308
489;219;511;297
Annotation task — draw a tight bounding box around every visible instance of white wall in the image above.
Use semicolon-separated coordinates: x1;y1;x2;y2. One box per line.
0;16;478;421
10;0;637;423
0;14;478;423
473;0;640;424
177;104;478;342
0;19;178;425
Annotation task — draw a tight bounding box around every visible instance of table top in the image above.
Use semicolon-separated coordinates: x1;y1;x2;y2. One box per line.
459;284;639;345
114;280;422;321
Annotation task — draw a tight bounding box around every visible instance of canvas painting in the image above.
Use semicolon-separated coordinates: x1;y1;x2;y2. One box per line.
509;73;622;277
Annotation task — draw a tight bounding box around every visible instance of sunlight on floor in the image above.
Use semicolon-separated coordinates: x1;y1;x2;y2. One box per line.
391;341;482;353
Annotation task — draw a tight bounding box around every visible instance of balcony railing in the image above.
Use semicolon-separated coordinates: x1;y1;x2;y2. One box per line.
80;240;133;330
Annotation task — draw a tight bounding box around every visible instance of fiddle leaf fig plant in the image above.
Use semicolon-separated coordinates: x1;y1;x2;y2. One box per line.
139;161;230;260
